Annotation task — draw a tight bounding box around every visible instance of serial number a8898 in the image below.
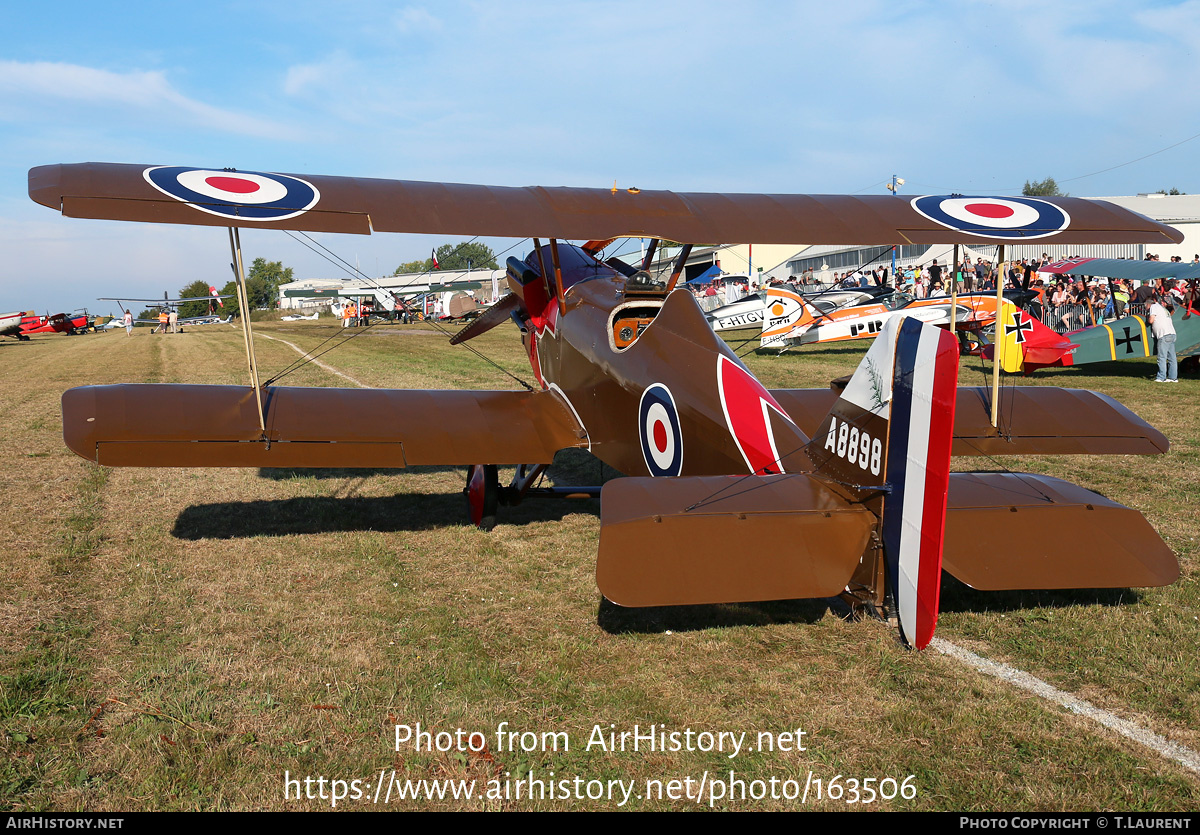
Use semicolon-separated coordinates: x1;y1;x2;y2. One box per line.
823;417;882;476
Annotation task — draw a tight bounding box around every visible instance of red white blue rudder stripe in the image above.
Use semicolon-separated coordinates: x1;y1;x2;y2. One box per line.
879;317;959;650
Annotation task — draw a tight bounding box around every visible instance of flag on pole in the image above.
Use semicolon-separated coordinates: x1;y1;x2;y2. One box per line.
431;249;440;270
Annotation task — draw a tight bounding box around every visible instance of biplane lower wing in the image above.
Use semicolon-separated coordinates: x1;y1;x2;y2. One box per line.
943;473;1179;589
596;474;875;607
62;384;586;468
770;386;1169;456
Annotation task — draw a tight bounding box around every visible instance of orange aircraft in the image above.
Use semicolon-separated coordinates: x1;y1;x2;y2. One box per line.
760;284;1026;350
30;164;1181;649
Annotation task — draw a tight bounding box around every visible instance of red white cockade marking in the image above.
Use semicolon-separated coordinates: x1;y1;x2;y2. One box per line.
526;298;559;389
716;355;794;475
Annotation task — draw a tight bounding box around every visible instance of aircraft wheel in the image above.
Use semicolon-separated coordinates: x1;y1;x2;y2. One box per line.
465;464;500;530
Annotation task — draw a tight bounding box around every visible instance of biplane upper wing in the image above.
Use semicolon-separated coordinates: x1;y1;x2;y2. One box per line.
1041;257;1200;282
62;384;587;468
30;163;1183;246
770;386;1169;456
98;295;235;304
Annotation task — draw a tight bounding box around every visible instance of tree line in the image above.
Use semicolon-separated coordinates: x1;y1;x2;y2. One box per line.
154;240;499;320
147;258;295;319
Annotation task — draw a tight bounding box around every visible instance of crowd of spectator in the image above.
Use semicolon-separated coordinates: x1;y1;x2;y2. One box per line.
688;252;1196;332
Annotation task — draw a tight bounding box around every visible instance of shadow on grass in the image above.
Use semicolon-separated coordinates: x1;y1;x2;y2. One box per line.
1014;359;1164;381
597;595;840;635
257;465;452;480
256;451;623;485
172;491;600;539
938;573;1144;614
598;573;1149;636
751;344;870;358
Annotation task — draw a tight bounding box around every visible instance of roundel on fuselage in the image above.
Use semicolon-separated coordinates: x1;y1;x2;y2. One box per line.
638;383;683;477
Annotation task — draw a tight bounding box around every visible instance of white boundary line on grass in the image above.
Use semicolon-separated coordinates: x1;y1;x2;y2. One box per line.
931;638;1200;776
259;333;370;389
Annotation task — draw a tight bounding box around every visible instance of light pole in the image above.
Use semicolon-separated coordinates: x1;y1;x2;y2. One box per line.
887;176;905;282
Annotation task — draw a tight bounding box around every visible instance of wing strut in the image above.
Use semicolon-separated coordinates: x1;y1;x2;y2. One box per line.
665;244;693;293
227;226;266;434
990;243;1005;428
949;243;959;340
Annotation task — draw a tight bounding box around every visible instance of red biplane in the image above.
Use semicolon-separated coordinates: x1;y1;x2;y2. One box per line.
30;165;1181;649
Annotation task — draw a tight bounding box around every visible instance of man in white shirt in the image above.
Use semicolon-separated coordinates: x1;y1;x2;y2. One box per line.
1148;299;1177;382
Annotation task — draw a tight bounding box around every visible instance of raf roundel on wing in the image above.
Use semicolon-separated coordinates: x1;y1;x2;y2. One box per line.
142;166;321;221
639;383;683;478
910;195;1070;240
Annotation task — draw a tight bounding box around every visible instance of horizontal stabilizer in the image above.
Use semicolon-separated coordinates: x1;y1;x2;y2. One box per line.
597;475;873;607
62;384;585;468
943;473;1178;590
772;386;1168;456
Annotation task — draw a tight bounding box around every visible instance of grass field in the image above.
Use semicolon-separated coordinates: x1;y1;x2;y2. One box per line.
1;317;1196;811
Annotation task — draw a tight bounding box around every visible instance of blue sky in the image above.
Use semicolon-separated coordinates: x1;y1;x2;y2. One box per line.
3;0;1199;313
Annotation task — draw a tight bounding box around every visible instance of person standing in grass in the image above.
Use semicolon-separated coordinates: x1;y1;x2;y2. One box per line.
1148;298;1178;383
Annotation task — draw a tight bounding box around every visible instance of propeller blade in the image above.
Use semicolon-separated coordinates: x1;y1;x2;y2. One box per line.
449;293;521;345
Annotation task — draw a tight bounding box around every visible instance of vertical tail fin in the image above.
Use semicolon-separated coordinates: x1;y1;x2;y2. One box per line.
760;286;816;349
986;301;1077;371
805;316;958;649
992;300;1030;372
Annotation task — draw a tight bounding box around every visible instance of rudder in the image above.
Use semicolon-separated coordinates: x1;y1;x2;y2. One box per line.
805;316;958;648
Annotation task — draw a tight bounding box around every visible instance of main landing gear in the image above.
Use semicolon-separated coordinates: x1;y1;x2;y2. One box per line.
463;463;602;530
464;464;500;530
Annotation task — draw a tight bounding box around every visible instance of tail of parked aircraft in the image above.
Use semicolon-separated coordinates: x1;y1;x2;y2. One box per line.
985;302;1077;372
599;317;958;650
759;286;817;348
803;317;958;648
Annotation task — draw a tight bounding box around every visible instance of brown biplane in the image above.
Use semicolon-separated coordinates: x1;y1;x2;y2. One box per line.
30;164;1181;649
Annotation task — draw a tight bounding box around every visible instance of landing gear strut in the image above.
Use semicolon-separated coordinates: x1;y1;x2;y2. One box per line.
464;463;603;530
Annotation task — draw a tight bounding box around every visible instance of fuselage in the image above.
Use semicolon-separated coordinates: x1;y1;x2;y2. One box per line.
516;245;812;479
792;292;1008;345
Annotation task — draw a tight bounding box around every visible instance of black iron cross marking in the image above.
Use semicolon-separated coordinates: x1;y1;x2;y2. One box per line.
1005;313;1033;344
1114;327;1142;354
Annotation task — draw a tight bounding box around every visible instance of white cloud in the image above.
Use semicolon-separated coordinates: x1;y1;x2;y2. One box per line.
1134;0;1200;40
283;52;359;97
393;6;442;33
0;60;290;139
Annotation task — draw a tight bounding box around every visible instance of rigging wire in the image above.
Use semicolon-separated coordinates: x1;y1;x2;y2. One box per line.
264;234;535;389
730;244;904;360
